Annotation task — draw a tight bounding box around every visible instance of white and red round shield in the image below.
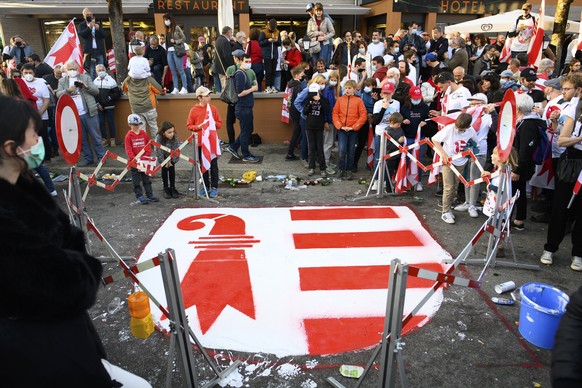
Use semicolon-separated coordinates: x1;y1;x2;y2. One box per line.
497;89;517;163
56;94;82;166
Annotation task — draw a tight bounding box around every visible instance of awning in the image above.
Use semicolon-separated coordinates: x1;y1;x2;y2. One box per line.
0;1;149;15
250;4;371;16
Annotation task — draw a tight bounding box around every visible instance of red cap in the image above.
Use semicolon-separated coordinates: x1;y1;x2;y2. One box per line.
381;82;395;94
409;86;422;100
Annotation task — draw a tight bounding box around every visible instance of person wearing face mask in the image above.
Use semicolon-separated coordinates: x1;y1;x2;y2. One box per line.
400;86;430;190
259;19;282;93
163;13;189;94
233;31;248;52
400;22;426;61
94;64;120;147
536;58;555;81
144;35;168;86
0;96;153;388
518;67;545;106
331;31;358;67
368;29;385;59
57;60;105;167
21;63;52;163
382;40;402;69
508;3;536;58
78;8;106;80
352;41;373;76
306;3;335;68
500;69;520;92
371;56;388;83
303;81;331;176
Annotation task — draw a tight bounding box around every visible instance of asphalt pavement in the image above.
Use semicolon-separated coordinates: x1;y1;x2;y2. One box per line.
45;141;580;388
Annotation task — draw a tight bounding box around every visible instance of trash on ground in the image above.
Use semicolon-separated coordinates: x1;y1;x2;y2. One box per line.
339;365;364;379
491;297;514;306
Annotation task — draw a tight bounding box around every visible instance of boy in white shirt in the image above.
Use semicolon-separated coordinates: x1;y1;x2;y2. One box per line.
432;113;479;224
128;45;151;80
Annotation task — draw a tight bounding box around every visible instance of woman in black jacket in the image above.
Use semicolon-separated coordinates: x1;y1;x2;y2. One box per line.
0;96;150;387
512;93;545;231
331;31;359;68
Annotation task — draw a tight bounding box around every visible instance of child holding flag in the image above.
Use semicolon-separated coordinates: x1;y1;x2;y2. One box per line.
186;86;223;198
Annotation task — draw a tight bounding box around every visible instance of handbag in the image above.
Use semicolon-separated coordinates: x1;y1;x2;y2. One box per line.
556;147;582;183
174;43;187;58
220;70;247;105
308;39;321;55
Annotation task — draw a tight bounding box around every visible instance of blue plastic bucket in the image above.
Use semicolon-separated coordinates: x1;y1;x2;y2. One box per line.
517;282;569;349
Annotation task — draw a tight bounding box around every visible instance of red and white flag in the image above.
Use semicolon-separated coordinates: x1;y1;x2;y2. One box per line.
394;155;412;194
499;37;513;63
528;0;545;68
44;20;84;73
200;103;221;174
427;151;441;185
407;125;422;186
567;170;582;209
281;86;291;124
107;49;116;73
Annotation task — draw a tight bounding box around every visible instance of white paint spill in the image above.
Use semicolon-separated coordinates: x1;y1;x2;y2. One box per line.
301;379;317;388
218;369;244;387
457;332;466;340
118;329;131;342
457;321;467;330
259;367;272;377
277;363;301;379
305;359;318;369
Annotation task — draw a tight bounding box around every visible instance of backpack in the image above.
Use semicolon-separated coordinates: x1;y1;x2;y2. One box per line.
532;120;551;166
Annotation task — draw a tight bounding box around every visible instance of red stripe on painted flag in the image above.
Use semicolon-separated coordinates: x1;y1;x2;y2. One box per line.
299;263;445;291
290;207;398;221
293;230;421;249
304;315;427;355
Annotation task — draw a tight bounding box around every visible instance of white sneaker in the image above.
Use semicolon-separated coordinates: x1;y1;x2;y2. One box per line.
264;86;272;93
49;190;57;197
468;205;479;218
454;202;470;212
179;87;188;94
441;211;455;224
571;256;582;271
171;88;179;94
415;182;423;192
371;180;378;191
540;250;553;265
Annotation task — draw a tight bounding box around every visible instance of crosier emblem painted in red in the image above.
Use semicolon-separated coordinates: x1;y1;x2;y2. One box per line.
136;207;451;356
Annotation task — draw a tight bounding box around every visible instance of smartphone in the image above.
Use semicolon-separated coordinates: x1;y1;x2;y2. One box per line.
74;81;84;88
372;87;382;95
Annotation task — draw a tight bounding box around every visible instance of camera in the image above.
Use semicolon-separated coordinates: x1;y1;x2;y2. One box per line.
15;42;23;47
74;81;84;88
86;15;92;23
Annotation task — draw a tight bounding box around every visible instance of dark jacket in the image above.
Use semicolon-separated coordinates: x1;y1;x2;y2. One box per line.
94;75;121;110
144;45;168;68
304;93;330;130
429;36;449;62
78;20;106;57
551;286;582;386
513;116;544;180
214;35;234;74
34;62;54;79
394;81;411;106
155;133;181;164
0;176;112;387
234;69;253;108
400;102;430;139
331;41;358;67
400;33;427;56
258;28;281;61
445;47;469;73
287;79;305;119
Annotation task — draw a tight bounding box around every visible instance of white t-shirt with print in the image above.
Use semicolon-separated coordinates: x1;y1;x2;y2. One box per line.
24;78;50;120
432;123;478;166
443;86;471;113
68;77;87;116
373;99;401;135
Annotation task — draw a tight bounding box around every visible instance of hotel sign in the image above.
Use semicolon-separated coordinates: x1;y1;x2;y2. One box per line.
391;0;521;14
154;0;250;14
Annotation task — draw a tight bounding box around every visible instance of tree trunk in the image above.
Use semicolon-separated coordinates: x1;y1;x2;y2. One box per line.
550;0;573;75
108;0;128;84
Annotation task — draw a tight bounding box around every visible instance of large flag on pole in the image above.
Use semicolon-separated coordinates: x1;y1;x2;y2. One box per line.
44;20;84;73
218;0;235;34
528;0;545;68
200;103;222;174
499;37;513;63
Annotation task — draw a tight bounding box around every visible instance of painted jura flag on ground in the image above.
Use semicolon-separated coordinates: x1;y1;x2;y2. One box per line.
200;104;221;174
44;21;84;73
136;207;451;356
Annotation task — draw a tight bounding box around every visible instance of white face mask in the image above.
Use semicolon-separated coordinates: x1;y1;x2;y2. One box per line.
364;86;372;93
98;71;107;79
388;78;396;85
319;84;325;90
359;48;365;54
329;80;337;87
500;79;508;85
411;99;422;105
393;47;399;54
241;62;251;70
67;70;78;78
164;20;171;27
411;29;418;35
371;65;377;72
372;39;379;44
23;73;34;82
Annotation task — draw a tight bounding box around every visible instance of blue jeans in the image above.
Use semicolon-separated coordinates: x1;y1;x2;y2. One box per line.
213;73;222;92
80;113;105;163
185;68;194;92
233;108;254;157
98;109;116;140
252;62;264;92
167;51;187;90
86;52;105;80
312;42;332;68
35;164;55;192
151;63;164;86
274;70;281;91
337;130;357;171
